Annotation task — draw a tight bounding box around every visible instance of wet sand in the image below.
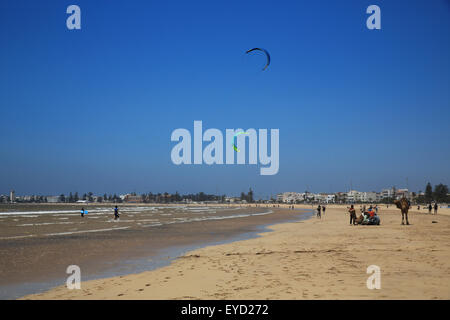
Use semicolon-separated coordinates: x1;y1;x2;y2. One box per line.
0;204;309;299
23;204;450;300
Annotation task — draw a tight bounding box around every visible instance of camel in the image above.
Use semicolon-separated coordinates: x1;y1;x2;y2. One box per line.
394;197;410;225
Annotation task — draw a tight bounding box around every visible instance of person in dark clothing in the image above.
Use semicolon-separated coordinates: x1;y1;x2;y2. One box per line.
322;206;326;215
80;207;85;218
317;205;322;219
434;203;438;215
428;204;432;214
114;206;120;220
348;205;357;225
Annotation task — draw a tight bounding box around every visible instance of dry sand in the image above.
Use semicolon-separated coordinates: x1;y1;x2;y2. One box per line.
23;204;450;300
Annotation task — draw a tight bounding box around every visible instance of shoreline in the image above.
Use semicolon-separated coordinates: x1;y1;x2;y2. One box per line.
0;205;311;299
23;204;450;300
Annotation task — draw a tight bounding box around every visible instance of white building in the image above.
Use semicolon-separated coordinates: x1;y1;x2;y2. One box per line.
47;196;59;203
347;190;362;203
315;194;327;202
277;192;309;203
305;193;316;202
396;189;410;200
376;192;383;202
361;192;377;203
326;194;336;203
381;188;394;199
225;197;240;203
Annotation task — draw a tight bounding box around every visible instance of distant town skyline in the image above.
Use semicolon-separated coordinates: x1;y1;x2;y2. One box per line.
1;178;449;200
2;183;449;205
2;181;448;202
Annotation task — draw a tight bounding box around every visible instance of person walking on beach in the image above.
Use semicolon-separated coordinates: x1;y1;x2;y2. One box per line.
348;205;357;225
114;206;120;220
434;203;438;215
80;207;85;218
428;203;432;214
316;205;322;219
322;206;326;216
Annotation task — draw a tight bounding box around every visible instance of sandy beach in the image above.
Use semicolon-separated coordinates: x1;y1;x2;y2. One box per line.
23;204;450;300
0;203;310;299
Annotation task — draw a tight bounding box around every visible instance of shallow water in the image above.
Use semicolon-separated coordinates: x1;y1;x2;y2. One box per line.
0;205;269;239
0;205;313;299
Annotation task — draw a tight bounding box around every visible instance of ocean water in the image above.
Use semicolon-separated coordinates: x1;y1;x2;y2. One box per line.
0;205;313;299
0;205;272;240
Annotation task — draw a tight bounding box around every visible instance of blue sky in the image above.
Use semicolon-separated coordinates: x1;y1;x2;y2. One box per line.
0;0;449;198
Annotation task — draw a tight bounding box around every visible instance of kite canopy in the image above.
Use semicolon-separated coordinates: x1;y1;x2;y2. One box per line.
246;48;270;71
232;131;248;152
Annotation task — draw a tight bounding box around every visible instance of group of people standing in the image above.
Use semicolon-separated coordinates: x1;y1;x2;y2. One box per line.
316;205;326;218
427;203;438;214
416;203;439;214
80;206;121;220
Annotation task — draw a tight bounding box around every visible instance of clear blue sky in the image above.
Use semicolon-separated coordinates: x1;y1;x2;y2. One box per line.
1;0;449;198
